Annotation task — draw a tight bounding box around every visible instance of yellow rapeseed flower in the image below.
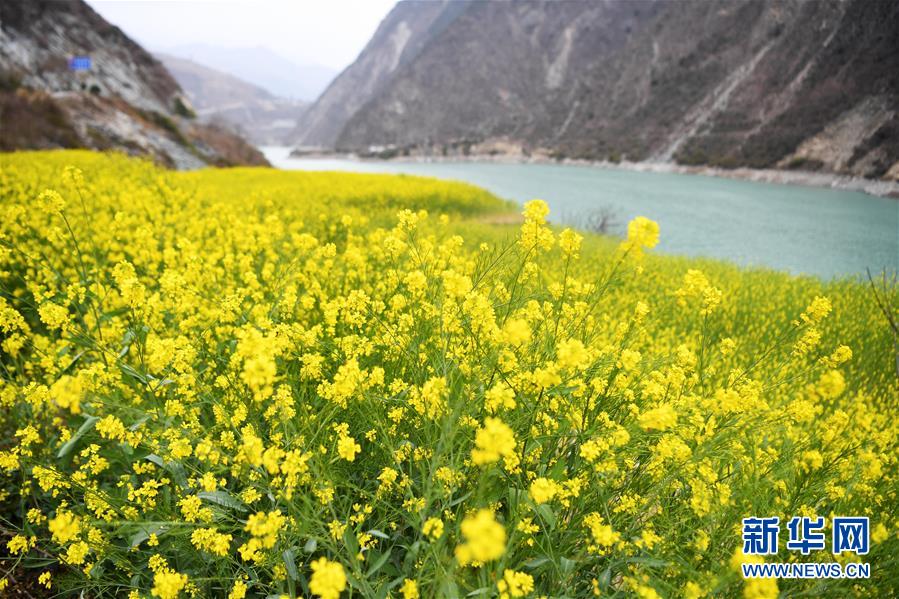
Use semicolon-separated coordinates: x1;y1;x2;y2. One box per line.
151;569;188;599
455;509;506;565
309;557;346;599
423;517;444;541
498;569;535;598
471;418;517;465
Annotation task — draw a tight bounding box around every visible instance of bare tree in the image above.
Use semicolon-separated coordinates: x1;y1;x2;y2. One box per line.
560;206;621;236
867;268;899;379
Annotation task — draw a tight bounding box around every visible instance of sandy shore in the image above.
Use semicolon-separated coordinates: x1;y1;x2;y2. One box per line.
569;159;899;198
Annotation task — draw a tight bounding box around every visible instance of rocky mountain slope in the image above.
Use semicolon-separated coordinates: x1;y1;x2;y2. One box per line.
158;53;307;146
0;0;267;168
291;0;460;149
296;0;898;181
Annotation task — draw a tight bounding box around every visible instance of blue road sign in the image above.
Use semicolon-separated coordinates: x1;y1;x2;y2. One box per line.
69;56;92;71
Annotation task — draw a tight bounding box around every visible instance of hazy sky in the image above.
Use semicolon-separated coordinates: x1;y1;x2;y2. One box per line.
86;0;399;71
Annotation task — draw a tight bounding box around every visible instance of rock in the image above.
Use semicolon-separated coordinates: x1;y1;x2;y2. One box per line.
292;0;898;181
0;0;268;168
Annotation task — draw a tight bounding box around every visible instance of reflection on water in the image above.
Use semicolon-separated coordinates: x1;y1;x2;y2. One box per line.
262;147;899;279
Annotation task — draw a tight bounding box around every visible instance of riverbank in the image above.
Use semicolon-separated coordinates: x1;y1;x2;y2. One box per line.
266;146;898;279
287;149;899;199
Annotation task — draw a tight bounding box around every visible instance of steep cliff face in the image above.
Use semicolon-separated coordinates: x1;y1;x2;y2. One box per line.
158;53;307;146
0;0;268;168
291;0;461;147
299;0;898;180
337;0;661;151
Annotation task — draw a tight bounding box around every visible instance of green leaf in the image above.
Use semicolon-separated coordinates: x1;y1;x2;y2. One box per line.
560;556;577;575
366;549;391;577
144;453;187;488
158;459;187;489
548;459;569;479
129;524;167;548
367;529;390;540
129;415;151;431
120;363;149;384
345;571;362;591
439;580;460;597
18;558;57;569
198;490;247;512
118;331;132;358
402;541;421;570
61;351;86;374
343;528;360;565
523;557;550;569
283;549;299;581
57;415;99;458
129;530;150;548
448;491;473;507
385;576;406;592
535;503;556;530
599;565;612;588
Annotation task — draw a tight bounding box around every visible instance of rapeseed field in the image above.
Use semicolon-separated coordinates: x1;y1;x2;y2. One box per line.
0;151;896;597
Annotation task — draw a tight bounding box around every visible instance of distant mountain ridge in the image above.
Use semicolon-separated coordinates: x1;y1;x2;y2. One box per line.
157;53;307;146
0;0;267;168
295;0;899;181
160;43;336;102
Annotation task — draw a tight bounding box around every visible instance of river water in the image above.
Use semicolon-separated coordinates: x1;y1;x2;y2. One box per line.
262;147;898;279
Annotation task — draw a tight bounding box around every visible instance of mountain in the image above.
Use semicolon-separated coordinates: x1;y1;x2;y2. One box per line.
0;0;268;168
291;0;459;149
295;0;899;181
157;53;307;146
160;44;336;102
